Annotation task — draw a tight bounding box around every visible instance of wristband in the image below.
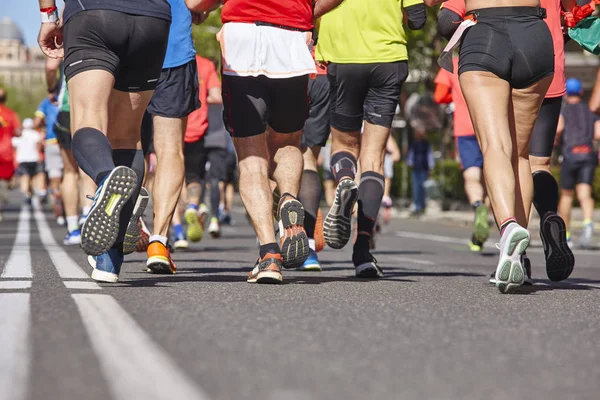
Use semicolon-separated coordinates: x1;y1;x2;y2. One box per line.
41;6;59;23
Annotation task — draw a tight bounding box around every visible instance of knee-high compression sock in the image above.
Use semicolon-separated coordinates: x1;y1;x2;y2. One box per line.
112;149;145;246
209;178;220;218
355;171;384;250
298;170;322;239
330;151;357;182
71;128;115;185
532;170;559;218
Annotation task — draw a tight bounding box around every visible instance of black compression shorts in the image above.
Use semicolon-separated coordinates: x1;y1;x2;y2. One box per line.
327;61;408;132
63;9;169;92
560;159;597;190
530;97;562;158
303;75;331;148
459;7;554;89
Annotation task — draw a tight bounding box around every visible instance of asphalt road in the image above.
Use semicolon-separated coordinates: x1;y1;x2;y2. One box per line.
1;197;600;400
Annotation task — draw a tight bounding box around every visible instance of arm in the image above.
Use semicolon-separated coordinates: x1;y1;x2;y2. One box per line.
185;0;221;12
405;4;427;30
38;0;63;58
205;61;222;104
555;115;565;146
314;0;345;19
45;57;61;92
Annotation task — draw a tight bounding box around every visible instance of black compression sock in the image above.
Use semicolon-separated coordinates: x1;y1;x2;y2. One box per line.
357;171;384;236
298;170;322;239
330;151;357;182
71;127;115;185
532;170;559;217
210;179;220;217
259;243;281;259
112;149;145;244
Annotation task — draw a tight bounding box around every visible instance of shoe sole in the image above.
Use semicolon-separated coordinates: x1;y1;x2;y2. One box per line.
209;228;221;239
63;237;82;246
297;264;322;272
474;205;490;243
81;167;138;256
173;240;189;250
123;187;149;255
185;210;204;242
356;262;383;278
247;270;283;284
541;214;575;282
278;199;310;269
324;180;358;249
495;228;530;294
146;256;176;274
88;255;119;283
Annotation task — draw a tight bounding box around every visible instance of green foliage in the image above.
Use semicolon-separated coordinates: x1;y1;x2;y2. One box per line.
192;9;223;63
406;6;443;84
0;79;46;121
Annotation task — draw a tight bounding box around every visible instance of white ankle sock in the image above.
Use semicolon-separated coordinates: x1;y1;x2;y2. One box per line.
150;235;168;246
66;216;79;233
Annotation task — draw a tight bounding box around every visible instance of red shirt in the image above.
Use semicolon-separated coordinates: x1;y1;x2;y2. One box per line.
434;57;474;137
0;104;20;165
221;0;313;31
185;56;221;143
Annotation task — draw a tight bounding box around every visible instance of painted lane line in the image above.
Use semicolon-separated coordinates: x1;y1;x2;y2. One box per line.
392;256;435;266
32;204;89;280
0;293;31;400
72;294;211;400
63;281;101;290
0;281;32;290
2;207;32;279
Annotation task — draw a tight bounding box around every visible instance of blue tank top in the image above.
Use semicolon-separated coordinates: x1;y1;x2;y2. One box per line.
163;0;196;68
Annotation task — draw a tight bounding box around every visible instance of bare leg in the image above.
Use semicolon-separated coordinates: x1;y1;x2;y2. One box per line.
575;183;595;222
463;167;485;204
61;149;79;219
559;189;575;232
152;116;186;237
267;127;304;196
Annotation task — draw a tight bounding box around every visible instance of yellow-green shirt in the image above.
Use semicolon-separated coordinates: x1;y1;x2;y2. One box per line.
315;0;423;64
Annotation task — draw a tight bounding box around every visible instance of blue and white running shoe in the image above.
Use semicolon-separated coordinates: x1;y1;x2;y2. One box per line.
63;229;82;246
81;166;138;256
88;248;124;283
297;249;322;271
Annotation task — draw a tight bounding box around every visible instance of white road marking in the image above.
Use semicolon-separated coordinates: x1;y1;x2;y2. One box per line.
392;256;435;266
72;294;211;400
63;281;101;290
0;293;31;400
33;204;90;280
0;281;32;290
2;207;32;278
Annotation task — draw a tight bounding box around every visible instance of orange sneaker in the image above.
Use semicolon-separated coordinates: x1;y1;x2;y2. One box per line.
277;195;309;269
247;253;283;284
146;241;177;274
314;209;325;253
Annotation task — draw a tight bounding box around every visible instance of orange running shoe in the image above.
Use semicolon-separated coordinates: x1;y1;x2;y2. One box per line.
146;241;177;274
277;195;309;269
314;209;325;253
247;253;283;284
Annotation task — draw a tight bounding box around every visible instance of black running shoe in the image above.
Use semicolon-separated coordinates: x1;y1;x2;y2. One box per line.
324;178;358;249
540;212;574;282
278;196;309;269
352;247;383;278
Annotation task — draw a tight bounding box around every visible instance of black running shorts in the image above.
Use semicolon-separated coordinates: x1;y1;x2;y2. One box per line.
530;97;562;158
560;159;597;190
146;60;201;118
303;75;331;148
184;139;207;185
54;111;72;150
327;61;408;133
63;9;169;92
459;7;554;89
222;74;309;138
206;148;229;182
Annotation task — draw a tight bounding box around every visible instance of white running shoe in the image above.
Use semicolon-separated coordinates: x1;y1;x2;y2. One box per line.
494;223;530;294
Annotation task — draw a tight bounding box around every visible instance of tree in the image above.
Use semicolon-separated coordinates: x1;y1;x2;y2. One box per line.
0;79;46;121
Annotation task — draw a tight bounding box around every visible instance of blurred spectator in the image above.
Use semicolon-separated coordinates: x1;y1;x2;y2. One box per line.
12;118;44;204
407;127;434;216
0;87;21;220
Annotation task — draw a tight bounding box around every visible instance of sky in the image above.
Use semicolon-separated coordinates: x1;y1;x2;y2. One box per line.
2;2;63;47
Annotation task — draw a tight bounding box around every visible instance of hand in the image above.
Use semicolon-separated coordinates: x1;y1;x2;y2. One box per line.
38;22;64;59
191;11;209;25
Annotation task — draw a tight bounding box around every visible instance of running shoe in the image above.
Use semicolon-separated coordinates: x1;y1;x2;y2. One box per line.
247;252;283;284
220;211;233;225
80;166;138;256
123;187;150;255
56;216;66;226
324;178;359;249
135;217;151;253
314;208;325;253
173;231;189;250
208;217;221;238
278;196;310;269
539;212;575;282
489;254;532;286
184;207;204;242
88;247;124;283
494;223;530;294
297;249;322;271
63;229;82;246
146;240;177;274
473;203;490;244
580;221;594;249
469;235;484;252
353;247;383;278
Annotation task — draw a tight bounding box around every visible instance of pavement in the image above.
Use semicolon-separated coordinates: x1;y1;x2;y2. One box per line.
1;194;600;400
